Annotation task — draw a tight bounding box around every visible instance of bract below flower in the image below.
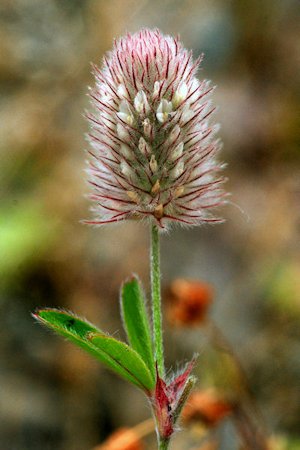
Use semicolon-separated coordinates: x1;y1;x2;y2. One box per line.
86;29;227;229
153;359;196;440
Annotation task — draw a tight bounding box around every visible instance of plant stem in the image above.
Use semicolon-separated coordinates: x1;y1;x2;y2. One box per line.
159;438;170;449
151;225;170;449
150;223;165;378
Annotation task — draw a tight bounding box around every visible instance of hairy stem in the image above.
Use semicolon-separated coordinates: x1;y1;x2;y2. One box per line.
150;224;165;378
159;438;170;449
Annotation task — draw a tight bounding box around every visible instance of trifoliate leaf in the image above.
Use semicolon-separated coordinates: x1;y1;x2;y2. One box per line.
33;309;153;390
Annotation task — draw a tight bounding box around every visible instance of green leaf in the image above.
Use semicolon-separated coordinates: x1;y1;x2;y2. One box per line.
33;309;153;390
89;333;155;392
120;276;155;378
33;308;100;340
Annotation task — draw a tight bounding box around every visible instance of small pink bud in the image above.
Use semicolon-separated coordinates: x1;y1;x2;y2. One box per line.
138;137;151;156
170;161;184;179
153;81;161;99
120;161;133;178
116;123;129;141
172;82;188;108
156;99;173;123
170;142;184;161
142;118;153;140
117;84;129;100
168;125;181;145
117;101;134;125
120;144;133;160
151;179;161;195
149;154;158;173
134;91;150;115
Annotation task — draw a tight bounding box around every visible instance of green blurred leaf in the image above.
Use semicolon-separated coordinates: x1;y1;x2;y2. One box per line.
120;276;154;378
264;261;300;317
34;309;153;390
0;201;58;281
89;332;155;392
288;437;300;450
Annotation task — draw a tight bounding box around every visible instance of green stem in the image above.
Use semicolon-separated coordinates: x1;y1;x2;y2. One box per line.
150;224;165;378
151;225;170;450
159;438;170;449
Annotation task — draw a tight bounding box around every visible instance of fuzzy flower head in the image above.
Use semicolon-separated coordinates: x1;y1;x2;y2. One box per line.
86;29;227;229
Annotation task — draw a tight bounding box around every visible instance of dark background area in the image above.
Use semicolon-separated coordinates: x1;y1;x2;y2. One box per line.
0;0;299;449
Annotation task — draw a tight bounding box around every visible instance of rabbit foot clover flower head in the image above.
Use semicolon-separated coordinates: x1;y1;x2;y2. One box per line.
86;28;227;230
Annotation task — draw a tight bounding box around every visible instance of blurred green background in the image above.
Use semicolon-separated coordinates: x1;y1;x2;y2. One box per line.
0;0;299;449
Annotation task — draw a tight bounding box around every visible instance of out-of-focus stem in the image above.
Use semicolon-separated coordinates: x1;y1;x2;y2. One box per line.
150;224;165;378
208;320;269;449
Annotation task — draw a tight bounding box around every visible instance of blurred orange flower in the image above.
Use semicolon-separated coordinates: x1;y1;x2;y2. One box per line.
166;279;214;326
93;427;144;450
195;441;219;450
182;389;233;426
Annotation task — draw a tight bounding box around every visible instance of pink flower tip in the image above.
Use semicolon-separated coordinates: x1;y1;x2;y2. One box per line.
86;29;228;230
